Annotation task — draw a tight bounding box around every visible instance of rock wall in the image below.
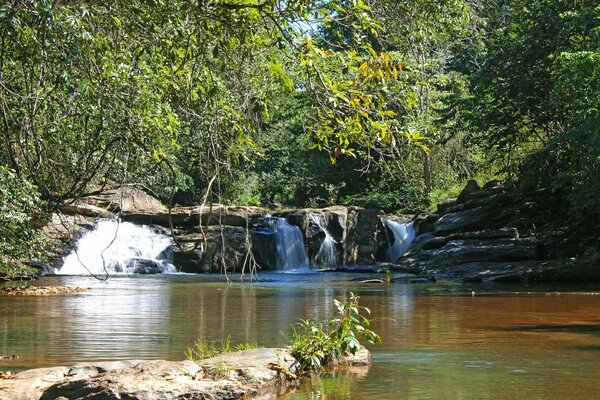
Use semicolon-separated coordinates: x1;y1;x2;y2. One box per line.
398;180;545;282
47;185;393;273
44;181;600;281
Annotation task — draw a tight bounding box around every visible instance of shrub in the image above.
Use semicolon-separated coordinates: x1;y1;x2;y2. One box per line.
284;292;381;372
0;167;47;277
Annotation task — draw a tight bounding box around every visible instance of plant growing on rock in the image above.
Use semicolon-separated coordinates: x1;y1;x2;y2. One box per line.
185;336;259;361
285;292;381;372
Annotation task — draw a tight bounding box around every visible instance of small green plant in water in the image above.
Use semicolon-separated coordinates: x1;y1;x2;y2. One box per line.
185;336;259;360
284;292;381;372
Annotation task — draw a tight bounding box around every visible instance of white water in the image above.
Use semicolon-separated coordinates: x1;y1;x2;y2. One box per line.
309;213;338;268
382;219;416;263
266;217;309;271
58;219;177;275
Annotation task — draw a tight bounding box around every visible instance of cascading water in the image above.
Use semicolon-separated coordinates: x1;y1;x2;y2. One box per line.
57;219;177;275
309;213;337;269
382;219;416;263
264;217;309;271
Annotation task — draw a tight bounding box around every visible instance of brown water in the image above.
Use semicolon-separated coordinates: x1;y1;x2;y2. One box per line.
2;273;600;399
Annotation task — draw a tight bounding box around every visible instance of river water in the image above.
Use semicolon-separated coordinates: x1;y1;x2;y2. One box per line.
2;273;600;399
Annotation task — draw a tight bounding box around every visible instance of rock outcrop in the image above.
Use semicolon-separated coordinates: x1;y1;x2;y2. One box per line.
397;180;549;282
0;348;371;400
44;185;397;273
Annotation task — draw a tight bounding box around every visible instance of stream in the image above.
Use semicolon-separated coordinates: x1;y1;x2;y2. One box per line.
2;273;600;399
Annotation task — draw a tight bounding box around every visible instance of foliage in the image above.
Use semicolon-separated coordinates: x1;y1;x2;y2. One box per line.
466;0;600;229
184;335;259;361
0;167;46;276
284;292;380;372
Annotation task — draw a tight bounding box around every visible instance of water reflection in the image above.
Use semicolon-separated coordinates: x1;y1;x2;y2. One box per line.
1;275;600;399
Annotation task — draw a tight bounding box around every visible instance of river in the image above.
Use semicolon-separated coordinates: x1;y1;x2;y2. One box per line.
1;273;600;399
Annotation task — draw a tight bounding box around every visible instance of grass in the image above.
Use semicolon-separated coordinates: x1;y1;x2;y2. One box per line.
185;336;259;360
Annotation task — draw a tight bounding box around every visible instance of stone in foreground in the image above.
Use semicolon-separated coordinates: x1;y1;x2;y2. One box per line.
0;348;371;400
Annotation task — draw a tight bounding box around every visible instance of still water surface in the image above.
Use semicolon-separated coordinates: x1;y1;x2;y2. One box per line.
2;273;600;399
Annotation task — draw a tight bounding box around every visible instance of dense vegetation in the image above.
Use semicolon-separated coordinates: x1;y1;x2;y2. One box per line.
0;0;598;270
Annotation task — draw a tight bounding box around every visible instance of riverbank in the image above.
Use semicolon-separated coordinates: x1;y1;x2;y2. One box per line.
0;347;370;400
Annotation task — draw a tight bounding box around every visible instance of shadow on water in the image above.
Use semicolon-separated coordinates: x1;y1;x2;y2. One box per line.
499;324;600;337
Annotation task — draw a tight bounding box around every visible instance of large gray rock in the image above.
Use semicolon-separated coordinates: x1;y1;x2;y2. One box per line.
63;184;168;218
0;349;295;400
345;208;381;265
434;207;496;236
127;205;268;229
173;226;251;273
0;348;372;400
420;238;539;268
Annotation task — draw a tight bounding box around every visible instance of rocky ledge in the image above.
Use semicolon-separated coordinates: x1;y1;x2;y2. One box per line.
0;348;371;400
398;179;600;283
0;286;88;296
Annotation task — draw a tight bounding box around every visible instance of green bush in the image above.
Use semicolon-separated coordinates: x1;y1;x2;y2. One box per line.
284;292;381;372
0;167;47;276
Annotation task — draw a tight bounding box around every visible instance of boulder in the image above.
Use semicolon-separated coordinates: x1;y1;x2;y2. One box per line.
437;199;457;214
121;258;164;274
434;207;496;236
414;213;438;235
0;348;372;400
173;226;251;273
65;184;167;218
456;179;481;204
0;350;295;400
345;208;380;265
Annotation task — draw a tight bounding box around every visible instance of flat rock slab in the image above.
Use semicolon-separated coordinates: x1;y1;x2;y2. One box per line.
0;348;371;400
0;349;291;400
0;286;88;296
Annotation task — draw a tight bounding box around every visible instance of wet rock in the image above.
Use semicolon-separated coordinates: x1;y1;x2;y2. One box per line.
123;258;163;274
173;226;251;273
392;275;436;284
345;208;380;265
250;229;277;271
457;261;540;283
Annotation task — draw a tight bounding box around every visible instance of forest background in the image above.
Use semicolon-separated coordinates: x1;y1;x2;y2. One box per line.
0;0;598;270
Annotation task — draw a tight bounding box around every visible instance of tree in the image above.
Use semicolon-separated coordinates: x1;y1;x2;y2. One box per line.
467;0;600;227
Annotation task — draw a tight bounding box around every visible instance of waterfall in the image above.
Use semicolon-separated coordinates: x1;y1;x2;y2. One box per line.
382;219;416;263
57;219;177;275
309;213;337;269
265;217;309;271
